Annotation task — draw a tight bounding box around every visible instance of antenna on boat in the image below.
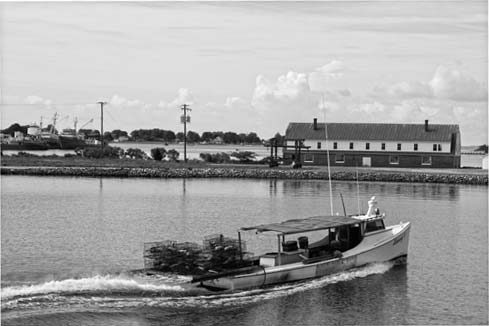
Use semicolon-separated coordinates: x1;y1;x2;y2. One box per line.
321;93;334;215
340;193;347;216
356;165;361;214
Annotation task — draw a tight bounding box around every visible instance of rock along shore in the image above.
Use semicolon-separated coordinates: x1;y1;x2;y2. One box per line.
1;166;487;185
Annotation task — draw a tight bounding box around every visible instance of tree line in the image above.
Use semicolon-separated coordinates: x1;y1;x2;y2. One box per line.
1;123;266;144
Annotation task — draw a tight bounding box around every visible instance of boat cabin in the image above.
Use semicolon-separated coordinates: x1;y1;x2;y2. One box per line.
240;212;386;267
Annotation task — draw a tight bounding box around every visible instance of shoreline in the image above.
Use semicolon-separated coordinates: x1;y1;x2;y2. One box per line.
1;165;487;185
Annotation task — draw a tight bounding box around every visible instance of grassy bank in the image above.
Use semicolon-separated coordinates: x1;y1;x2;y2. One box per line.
1;155;487;185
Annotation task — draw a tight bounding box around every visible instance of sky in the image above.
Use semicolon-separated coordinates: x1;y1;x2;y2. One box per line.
0;1;487;145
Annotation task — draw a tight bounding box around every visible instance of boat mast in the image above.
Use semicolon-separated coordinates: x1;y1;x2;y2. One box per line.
322;94;334;215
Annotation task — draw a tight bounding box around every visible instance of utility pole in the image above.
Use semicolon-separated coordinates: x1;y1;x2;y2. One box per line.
97;101;107;152
180;104;191;162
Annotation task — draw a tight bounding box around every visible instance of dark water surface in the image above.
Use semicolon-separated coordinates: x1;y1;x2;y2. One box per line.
1;176;487;325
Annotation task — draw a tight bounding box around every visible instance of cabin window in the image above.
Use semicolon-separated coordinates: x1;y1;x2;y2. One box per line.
414;143;418;151
365;219;385;233
335;154;345;163
381;143;386;150
317;142;321;149
421;156;432;165
304;153;313;162
365;143;370;150
389;155;400;165
433;144;437;151
349;142;354;150
397;143;402;150
333;142;338;149
438;144;442;151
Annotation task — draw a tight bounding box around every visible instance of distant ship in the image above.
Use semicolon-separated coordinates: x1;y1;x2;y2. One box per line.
58;118;96;150
1;140;49;151
1;124;50;151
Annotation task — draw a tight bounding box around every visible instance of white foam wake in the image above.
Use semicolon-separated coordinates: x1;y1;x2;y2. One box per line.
1;262;395;312
1;274;186;300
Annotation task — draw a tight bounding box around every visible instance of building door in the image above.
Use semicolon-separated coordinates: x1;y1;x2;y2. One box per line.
362;157;371;167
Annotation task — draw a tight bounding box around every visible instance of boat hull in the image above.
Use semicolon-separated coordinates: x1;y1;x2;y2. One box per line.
1;141;49;151
201;221;410;291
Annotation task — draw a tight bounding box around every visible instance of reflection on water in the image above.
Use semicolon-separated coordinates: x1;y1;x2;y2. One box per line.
1;176;487;325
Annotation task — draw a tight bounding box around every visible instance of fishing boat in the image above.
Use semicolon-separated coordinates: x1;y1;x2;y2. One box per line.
192;197;410;291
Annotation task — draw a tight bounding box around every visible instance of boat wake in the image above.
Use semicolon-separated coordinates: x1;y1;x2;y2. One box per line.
2;262;394;318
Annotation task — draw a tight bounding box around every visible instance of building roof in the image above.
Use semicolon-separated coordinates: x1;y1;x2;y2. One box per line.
285;122;459;142
240;215;360;235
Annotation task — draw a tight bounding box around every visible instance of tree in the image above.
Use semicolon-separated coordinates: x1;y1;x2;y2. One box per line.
167;149;180;161
273;132;285;146
186;130;201;143
245;132;261;144
151;147;167;161
201;131;214;142
111;129;129;140
475;144;488;153
223;131;239;144
125;148;148;159
176;132;185;142
103;131;113;142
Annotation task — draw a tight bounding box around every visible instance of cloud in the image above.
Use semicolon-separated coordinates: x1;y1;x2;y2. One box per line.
372;65;487;102
224;96;248;109
429;65;487;101
253;71;311;105
23;95;53;106
309;60;346;92
158;88;195;110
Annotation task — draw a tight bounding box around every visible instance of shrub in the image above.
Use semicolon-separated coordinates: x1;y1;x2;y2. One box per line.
125;148;148;159
64;153;76;158
82;146;125;159
199;152;231;163
230;151;256;163
150;147;167;161
167;149;180;162
15;151;38;157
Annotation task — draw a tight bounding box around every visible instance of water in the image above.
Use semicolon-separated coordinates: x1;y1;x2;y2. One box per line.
1;176;487;325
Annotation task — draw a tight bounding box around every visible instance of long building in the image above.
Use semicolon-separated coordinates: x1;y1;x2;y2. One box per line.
283;119;461;168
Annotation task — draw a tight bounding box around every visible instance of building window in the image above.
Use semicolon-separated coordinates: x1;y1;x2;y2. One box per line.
438;144;442;151
433;144;437;151
366;143;370;150
397;143;402;151
414;143;418;151
381;143;386;150
335;154;345;163
349;142;354;150
304;154;313;162
333;142;338;149
389;155;400;165
421;156;432;165
317;142;321;149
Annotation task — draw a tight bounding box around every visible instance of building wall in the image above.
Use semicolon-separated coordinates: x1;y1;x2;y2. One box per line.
283;150;461;168
288;139;453;154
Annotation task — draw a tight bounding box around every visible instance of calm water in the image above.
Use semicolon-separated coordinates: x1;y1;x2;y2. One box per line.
1;176;487;325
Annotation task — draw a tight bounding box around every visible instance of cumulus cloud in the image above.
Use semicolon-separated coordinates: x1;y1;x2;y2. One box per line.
158;88;195;110
252;71;315;111
309;60;346;92
109;94;146;108
372;65;487;102
429;65;487;101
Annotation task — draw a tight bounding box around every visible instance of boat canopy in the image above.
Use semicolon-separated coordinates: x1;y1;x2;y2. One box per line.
240;215;361;235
